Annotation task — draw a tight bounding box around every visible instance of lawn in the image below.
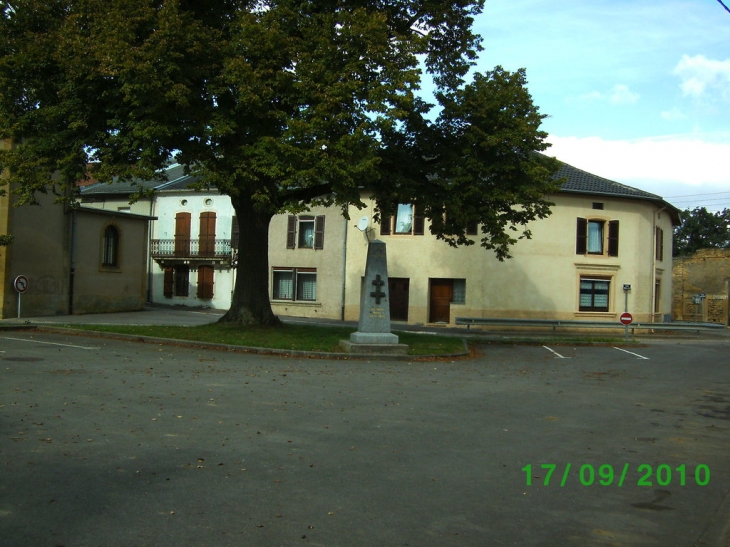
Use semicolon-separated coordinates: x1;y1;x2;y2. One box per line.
72;323;468;356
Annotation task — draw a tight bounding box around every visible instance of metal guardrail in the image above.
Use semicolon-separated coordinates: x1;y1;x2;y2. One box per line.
454;317;726;333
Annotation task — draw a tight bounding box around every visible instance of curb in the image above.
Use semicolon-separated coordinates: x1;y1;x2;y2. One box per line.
33;326;472;361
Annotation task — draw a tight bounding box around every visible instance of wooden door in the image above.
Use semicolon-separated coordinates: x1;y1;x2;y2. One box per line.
429;279;453;323
175;212;191;256
388;278;409;322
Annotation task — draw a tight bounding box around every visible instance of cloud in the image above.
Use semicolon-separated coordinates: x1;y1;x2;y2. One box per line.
673;54;730;99
546;134;730;189
577;84;639;105
660;108;687;121
608;84;640;105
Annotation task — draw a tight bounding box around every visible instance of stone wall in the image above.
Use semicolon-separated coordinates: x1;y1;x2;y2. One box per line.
672;249;730;324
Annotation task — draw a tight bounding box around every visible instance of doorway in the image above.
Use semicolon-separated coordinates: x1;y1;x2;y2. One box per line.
388;278;410;322
429;279;453;323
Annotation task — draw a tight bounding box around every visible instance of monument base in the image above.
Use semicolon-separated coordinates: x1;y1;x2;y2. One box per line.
339;340;409;355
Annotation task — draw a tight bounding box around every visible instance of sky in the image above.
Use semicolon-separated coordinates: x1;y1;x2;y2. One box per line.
465;0;730;212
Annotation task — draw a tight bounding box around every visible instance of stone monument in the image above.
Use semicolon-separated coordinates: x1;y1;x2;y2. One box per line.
340;239;408;355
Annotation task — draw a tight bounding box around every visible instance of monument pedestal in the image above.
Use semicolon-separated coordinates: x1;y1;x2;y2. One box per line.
340;239;409;356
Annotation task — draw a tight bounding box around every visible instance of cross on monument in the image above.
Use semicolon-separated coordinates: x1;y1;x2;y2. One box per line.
370;274;386;304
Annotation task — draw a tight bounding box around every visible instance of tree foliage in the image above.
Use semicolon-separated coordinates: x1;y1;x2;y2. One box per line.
0;0;561;325
673;207;730;257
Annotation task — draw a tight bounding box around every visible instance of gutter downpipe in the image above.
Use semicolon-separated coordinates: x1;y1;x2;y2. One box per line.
651;206;667;324
69;207;77;315
147;197;155;303
341;208;348;321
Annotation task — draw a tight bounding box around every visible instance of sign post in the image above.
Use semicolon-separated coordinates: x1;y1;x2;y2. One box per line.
620;312;633;341
13;275;28;319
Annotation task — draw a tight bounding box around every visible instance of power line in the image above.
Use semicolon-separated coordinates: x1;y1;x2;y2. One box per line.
665;190;730;198
718;0;730;14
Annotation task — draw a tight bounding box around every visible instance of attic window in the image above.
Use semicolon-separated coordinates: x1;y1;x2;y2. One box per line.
592;202;604;210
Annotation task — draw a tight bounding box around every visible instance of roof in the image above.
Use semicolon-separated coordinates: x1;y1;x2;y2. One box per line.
80;165;202;196
554;161;681;224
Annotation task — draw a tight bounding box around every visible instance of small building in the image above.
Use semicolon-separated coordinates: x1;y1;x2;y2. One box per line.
672;248;730;325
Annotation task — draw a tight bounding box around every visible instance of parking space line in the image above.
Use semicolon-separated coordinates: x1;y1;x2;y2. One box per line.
543;346;569;359
613;347;649;360
0;336;100;350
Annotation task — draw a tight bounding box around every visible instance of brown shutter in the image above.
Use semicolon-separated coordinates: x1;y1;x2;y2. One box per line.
413;207;425;236
163;267;174;298
231;216;239;249
197;266;214;299
175;212;191;256
199;211;216;257
380;214;391;235
656;227;664;261
576;218;587;254
608;220;619;257
314;215;325;250
286;215;297;249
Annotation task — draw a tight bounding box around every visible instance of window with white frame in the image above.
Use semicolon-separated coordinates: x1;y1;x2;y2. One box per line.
576;218;619;256
272;268;317;301
286;216;325;249
380;204;425;236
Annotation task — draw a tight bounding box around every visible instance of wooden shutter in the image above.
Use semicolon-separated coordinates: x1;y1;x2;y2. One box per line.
656;227;664;261
576;218;587;254
231;216;239;249
380;214;391;235
286;215;297;249
163;268;174;298
199;211;216;257
175;212;191;256
314;215;325;250
608;220;619;257
197;266;214;299
413;207;425;235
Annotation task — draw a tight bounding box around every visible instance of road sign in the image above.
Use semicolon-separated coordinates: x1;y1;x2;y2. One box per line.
13;275;28;294
619;312;633;325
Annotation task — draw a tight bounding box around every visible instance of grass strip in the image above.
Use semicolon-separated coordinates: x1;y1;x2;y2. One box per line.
71;323;467;356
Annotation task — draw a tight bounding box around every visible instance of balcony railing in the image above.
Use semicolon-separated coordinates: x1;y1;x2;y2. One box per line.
151;238;236;260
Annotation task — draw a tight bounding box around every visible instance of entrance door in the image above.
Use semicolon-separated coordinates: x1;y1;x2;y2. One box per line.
429;279;453;323
388;278;409;322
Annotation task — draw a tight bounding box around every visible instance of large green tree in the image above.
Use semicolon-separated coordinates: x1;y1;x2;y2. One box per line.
0;0;560;325
673;207;730;257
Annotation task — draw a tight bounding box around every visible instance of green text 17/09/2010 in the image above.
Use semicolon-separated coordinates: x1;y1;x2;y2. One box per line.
522;463;710;487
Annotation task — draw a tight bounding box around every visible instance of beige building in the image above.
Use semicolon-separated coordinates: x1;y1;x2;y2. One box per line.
672;249;730;325
1;140;154;318
270;163;679;325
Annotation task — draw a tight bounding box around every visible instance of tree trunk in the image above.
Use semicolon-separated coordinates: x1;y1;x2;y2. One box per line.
219;196;281;327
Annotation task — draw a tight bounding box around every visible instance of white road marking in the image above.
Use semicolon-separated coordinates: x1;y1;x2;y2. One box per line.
613;347;649;360
543;346;568;359
0;336;100;350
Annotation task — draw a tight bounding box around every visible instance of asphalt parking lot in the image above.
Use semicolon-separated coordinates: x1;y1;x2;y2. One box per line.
1;329;729;547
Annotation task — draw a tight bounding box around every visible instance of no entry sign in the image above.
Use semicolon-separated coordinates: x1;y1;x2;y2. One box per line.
619;312;633;325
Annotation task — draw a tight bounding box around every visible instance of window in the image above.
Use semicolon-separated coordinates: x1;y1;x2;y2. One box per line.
197;266;215;299
654;279;661;313
452;279;466;304
380;204;425;236
287;215;325;249
164;266;190;297
579;277;610;312
102;225;119;267
655;227;664;261
175;265;190;296
272;268;317;301
576;218;619;256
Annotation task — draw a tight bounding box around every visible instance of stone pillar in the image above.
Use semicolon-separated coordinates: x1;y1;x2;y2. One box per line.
340;240;408;354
